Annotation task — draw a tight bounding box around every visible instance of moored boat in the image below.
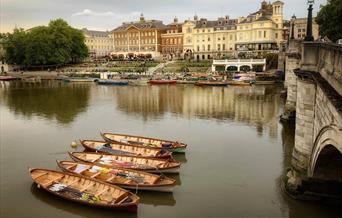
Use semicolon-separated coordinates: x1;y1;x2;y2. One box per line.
64;77;96;82
0;76;19;81
226;80;253;86
149;80;177;85
29;168;139;212
97;80;129;86
101;132;187;153
80;140;172;159
57;160;176;192
195;81;228;86
69;152;181;174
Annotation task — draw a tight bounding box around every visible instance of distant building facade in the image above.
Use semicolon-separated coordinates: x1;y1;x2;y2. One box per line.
192;16;237;60
235;1;285;56
78;1;287;60
290;17;320;40
82;28;113;58
161;17;183;60
109;14;166;59
180;0;285;60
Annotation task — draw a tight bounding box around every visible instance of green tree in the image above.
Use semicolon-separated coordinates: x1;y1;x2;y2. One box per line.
2;18;88;68
265;53;278;70
316;0;342;42
3;28;27;65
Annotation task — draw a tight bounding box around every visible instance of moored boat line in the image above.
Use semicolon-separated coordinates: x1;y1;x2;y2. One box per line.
69;151;181;174
80;139;172;159
195;81;228;87
96;79;129;86
149;80;177;85
101;132;187;153
29;168;140;212
57;160;176;192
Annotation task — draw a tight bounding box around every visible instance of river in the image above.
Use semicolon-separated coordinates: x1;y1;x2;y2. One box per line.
0;81;340;218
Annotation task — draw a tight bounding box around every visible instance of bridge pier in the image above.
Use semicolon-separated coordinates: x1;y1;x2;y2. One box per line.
283;41;342;200
280;40;301;122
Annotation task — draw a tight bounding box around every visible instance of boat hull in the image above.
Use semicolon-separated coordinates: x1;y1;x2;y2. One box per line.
68;152;181;174
121;185;174;192
149;80;177;85
29;168;139;212
101;133;187;154
97;80;129;86
195;82;228;86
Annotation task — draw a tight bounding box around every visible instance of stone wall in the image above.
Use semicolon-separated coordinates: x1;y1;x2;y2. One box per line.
291;77;316;172
281;40;301;121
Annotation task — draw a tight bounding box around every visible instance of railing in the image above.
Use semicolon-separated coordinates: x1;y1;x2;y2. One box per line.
212;59;266;65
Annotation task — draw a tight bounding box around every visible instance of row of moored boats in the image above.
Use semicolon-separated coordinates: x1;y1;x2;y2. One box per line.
29;132;187;212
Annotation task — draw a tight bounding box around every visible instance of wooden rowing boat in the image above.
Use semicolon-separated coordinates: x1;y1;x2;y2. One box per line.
69;152;181;174
96;80;129;86
0;76;19;81
29;168;139;212
101;133;187;153
195;81;228;86
80;140;172;159
149;80;177;85
57;160;176;192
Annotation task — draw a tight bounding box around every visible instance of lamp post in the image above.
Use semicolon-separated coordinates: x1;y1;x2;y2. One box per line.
304;0;314;41
290;15;296;40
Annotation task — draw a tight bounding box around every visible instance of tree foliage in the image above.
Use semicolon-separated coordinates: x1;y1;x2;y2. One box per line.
2;19;88;68
316;0;342;42
265;53;278;70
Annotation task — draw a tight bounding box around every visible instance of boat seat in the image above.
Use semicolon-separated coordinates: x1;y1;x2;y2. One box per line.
66;164;77;170
95;188;109;197
32;172;48;180
114;192;130;204
106;175;115;182
90;156;102;163
41;175;64;187
80;183;95;192
90;172;101;178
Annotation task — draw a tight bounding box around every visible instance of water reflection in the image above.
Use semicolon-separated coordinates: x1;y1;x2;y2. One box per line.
114;85;282;138
139;192;176;206
1;81;90;124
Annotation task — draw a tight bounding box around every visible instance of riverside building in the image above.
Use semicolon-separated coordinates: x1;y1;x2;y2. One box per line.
109;14;166;60
182;0;285;60
82;28;113;58
161;17;183;60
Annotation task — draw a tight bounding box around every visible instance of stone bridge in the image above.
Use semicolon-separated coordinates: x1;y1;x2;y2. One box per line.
282;41;342;198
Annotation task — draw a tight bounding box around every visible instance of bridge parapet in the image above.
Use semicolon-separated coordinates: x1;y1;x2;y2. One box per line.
301;42;342;95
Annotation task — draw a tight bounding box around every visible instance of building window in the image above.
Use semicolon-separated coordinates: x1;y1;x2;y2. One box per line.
222;44;226;51
208;37;210;41
197;46;200;51
217;44;221;51
207;45;210;51
264;31;266;38
275;33;278;39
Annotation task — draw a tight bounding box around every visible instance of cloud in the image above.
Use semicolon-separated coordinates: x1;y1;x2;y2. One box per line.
72;9;115;17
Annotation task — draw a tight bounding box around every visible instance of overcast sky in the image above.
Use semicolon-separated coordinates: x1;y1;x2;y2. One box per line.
1;0;327;33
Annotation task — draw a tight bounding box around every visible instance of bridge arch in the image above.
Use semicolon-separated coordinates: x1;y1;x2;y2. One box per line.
309;125;342;181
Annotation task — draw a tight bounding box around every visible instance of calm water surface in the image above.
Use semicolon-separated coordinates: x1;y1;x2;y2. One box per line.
0;81;341;218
